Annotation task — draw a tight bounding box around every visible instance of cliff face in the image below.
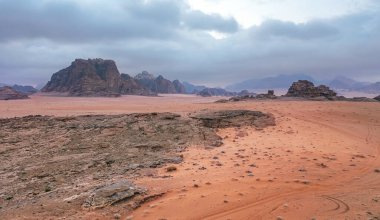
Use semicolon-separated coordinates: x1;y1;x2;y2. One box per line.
42;59;121;97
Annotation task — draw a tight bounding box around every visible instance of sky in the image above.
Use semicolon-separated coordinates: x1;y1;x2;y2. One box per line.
0;0;379;87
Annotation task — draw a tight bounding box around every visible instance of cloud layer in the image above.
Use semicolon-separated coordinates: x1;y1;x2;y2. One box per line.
0;0;379;86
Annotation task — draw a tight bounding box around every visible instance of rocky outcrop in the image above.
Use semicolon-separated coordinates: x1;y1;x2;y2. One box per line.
198;88;236;97
42;59;121;97
82;180;146;210
0;86;29;100
191;110;275;129
285;80;337;99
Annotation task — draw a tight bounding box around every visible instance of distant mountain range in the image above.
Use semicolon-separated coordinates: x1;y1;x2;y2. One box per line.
226;74;380;94
0;83;38;95
226;74;314;91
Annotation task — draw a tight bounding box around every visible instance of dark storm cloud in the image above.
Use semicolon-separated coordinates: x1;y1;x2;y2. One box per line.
0;0;379;86
0;0;238;43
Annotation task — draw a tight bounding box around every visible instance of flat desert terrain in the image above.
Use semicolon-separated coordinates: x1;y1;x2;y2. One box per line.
1;94;380;220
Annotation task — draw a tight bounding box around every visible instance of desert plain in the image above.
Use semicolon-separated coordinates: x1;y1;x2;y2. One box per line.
1;94;380;220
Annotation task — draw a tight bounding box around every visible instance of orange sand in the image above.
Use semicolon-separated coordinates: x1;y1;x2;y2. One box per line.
1;93;380;219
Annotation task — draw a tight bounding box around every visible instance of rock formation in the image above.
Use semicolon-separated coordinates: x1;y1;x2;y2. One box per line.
173;80;186;94
41;60;187;97
155;75;177;93
42;59;121;97
119;73;155;96
0;86;30;100
133;71;186;94
285;80;337;99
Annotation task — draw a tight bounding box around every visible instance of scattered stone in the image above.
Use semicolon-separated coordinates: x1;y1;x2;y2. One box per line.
166;166;177;172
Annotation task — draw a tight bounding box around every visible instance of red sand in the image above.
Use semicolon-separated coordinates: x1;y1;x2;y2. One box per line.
1;94;380;219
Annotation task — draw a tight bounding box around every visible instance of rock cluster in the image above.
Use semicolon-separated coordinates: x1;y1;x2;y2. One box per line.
42;59;186;97
285;80;337;99
0;86;30;100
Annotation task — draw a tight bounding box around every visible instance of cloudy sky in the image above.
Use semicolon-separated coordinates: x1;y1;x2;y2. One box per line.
0;0;379;87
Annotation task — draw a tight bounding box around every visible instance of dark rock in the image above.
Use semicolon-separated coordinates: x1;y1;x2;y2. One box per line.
120;73;155;96
191;110;275;129
42;58;121;97
0;86;30;100
82;180;146;210
155;75;177;93
134;71;186;94
285;80;337;99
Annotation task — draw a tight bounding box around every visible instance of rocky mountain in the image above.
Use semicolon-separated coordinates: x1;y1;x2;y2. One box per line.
325;76;380;94
198;88;236;97
285;80;337;99
226;74;315;91
0;86;30;100
173;80;186;94
133;71;186;94
356;82;380;94
42;58;121;97
183;82;207;94
119;74;154;96
41;59;187;97
12;84;38;95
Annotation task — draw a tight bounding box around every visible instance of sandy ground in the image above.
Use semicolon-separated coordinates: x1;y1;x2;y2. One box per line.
1;93;380;219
